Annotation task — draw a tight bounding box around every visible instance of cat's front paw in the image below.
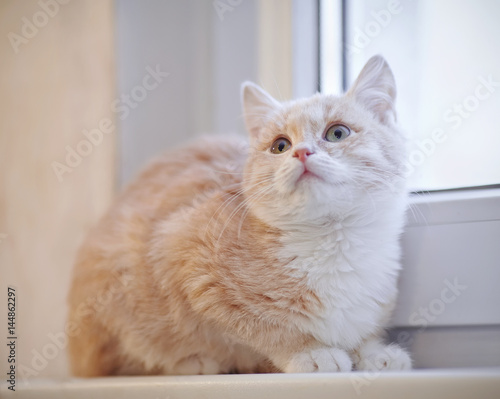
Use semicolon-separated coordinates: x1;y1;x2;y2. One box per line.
172;355;220;375
283;347;352;373
354;343;411;371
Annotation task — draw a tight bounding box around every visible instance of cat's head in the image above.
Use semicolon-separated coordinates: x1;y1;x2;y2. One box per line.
241;55;406;225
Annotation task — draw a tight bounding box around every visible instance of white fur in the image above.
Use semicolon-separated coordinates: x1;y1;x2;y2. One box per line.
266;176;408;372
353;338;412;371
284;347;352;373
277;197;405;347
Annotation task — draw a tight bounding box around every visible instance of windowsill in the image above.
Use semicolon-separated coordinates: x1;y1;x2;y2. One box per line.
406;186;500;227
9;368;500;399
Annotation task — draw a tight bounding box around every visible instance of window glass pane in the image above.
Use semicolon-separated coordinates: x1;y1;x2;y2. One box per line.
343;0;500;191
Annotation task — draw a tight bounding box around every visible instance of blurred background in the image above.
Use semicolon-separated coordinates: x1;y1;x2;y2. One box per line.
1;0;499;381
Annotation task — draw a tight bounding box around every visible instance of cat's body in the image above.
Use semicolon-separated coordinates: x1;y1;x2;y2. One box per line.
68;56;411;376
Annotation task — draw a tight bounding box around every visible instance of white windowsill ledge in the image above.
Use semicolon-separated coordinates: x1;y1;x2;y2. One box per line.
6;368;500;399
406;187;500;226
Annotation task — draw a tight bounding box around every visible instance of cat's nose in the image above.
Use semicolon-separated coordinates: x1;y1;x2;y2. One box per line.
293;147;314;163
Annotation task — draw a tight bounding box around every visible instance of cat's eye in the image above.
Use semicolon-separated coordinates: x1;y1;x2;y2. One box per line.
324;124;351;142
270;138;292;154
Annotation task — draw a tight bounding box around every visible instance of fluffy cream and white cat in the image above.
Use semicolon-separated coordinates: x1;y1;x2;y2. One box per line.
67;55;411;376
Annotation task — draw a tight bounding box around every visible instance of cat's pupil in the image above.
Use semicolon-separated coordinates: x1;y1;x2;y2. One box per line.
334;129;342;139
270;137;292;154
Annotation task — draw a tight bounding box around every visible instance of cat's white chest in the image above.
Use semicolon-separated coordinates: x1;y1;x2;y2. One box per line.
281;222;399;350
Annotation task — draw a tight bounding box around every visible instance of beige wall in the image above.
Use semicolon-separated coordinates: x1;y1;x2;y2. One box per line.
0;0;116;379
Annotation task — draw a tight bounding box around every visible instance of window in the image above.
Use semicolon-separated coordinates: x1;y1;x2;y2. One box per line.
321;0;500;191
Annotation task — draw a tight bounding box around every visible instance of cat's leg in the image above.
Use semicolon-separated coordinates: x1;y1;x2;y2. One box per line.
352;337;411;371
273;347;353;373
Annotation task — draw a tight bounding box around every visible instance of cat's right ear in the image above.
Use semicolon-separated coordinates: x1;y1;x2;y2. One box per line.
346;55;397;125
241;82;281;140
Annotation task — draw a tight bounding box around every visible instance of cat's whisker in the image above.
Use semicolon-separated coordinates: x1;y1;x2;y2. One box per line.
405;190;431;226
209;168;275;178
346;167;429;227
405;192;430;226
203;187;246;240
340;173;378;216
215;182;275;245
272;77;284;102
205;173;275;241
236;185;275;239
204;185;254;240
237;111;285;126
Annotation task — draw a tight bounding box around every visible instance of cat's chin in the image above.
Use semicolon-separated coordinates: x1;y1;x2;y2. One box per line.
287;182;352;221
293;172;348;199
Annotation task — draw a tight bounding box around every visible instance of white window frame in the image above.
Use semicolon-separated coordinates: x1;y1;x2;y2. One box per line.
319;0;344;95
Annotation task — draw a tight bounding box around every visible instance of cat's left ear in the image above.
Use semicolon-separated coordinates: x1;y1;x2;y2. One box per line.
241;82;281;140
346;55;396;124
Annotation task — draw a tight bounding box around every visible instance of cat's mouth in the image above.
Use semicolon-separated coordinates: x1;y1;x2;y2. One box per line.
296;165;322;183
299;169;319;180
293;164;347;188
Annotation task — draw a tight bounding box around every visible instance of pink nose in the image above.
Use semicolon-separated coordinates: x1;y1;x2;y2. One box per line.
293;147;314;163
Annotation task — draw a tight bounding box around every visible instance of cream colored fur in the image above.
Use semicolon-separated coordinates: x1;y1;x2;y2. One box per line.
67;55;411;376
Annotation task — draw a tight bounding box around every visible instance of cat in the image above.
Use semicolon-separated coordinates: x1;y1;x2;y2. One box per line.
67;55;411;376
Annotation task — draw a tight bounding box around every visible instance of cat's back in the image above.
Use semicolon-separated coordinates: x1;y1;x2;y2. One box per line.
123;135;248;211
69;134;248;308
99;134;248;238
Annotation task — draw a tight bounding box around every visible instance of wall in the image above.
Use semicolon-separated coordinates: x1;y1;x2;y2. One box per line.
115;0;259;186
0;0;116;379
